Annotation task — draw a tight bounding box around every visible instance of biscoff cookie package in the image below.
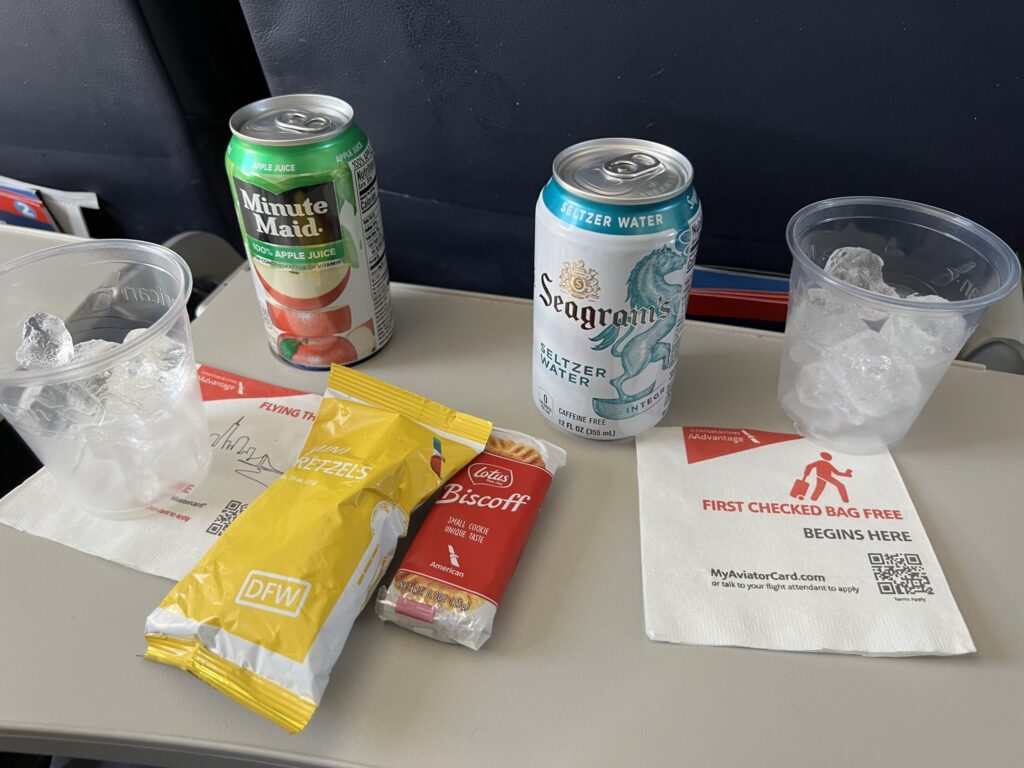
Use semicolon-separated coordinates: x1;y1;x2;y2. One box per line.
376;428;566;650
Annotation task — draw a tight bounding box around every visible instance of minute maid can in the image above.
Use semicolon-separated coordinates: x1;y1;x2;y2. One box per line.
227;94;393;369
533;138;701;440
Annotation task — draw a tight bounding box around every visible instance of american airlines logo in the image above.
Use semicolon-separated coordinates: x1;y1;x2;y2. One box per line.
468;463;512;488
235;570;311;618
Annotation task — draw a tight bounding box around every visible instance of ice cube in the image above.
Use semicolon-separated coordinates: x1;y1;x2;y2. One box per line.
21;381;104;433
73;338;120;361
155;337;187;374
790;288;869;346
121;329;187;377
793;362;867;430
61;383;105;426
823;331;921;418
8;332;112;433
106;333;189;417
880;294;967;363
16;312;74;368
824;247;898;297
787;338;819;368
73;339;122;399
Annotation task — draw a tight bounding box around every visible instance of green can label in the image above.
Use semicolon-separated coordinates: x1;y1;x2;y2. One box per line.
226;115;393;370
233;178;359;270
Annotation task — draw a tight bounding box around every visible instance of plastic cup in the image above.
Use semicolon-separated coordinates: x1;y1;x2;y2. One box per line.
779;197;1021;453
0;240;211;518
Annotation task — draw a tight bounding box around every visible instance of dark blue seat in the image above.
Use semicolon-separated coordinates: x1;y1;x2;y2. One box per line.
239;0;1024;296
0;0;267;248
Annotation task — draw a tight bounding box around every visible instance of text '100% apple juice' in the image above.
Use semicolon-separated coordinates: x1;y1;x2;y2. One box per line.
226;94;393;369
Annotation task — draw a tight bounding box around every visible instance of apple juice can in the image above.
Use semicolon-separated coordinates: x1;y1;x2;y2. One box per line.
226;94;393;369
533;138;702;440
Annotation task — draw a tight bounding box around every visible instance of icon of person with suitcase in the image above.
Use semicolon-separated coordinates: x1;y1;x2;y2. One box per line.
790;452;852;502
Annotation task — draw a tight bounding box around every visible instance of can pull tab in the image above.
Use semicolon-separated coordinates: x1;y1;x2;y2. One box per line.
274;110;331;133
602;152;662;180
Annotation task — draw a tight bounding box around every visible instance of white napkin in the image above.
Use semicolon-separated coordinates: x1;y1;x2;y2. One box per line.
0;366;320;581
637;426;974;656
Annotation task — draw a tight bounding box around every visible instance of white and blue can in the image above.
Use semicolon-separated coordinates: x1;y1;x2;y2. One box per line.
533;138;702;440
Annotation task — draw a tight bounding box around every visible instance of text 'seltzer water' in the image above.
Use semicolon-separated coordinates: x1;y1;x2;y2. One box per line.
533;139;701;440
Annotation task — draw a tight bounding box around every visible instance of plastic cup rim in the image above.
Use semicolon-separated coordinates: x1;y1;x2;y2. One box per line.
786;196;1021;313
0;239;193;387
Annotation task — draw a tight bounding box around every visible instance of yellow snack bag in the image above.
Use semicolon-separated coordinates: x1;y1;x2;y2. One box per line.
143;365;491;732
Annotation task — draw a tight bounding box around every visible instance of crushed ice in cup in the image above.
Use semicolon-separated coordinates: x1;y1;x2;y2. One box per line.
9;317;190;433
3;295;208;513
880;294;968;363
16;312;74;368
824;247;898;297
822;330;921;418
782;247;978;447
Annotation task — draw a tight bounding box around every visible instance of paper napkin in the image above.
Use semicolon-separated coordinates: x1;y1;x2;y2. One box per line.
636;426;974;656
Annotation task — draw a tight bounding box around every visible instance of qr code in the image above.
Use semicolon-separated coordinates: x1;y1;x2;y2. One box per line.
206;500;248;536
868;552;934;596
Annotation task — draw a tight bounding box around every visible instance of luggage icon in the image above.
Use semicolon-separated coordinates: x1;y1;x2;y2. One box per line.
791;453;853;502
790;478;810;500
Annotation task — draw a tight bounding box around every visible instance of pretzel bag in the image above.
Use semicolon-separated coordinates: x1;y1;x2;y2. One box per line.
376;428;565;649
143;366;491;731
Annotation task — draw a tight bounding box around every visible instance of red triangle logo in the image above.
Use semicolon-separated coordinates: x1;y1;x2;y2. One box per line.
197;365;309;402
683;426;802;464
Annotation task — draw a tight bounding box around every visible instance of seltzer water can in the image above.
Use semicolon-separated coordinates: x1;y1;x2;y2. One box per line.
226;94;393;369
533;138;702;440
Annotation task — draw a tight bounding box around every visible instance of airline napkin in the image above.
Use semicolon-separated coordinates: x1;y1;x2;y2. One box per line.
636;426;974;656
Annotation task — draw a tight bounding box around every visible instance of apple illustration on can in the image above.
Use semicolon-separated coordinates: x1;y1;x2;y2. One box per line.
267;303;353;338
276;319;377;369
254;261;351;311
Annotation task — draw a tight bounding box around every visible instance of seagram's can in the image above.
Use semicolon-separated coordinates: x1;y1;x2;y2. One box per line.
533;138;702;440
226;94;393;369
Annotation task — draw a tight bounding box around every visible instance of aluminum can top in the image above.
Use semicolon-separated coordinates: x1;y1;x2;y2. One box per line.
552;138;693;206
229;94;355;147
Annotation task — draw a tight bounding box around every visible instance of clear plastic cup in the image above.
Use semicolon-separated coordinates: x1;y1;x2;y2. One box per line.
780;197;1021;453
0;240;211;518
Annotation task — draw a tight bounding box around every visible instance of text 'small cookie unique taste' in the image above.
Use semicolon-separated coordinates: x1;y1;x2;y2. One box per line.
377;428;566;650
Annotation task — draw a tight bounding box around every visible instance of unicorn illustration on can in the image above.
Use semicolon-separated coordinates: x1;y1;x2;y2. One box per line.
589;246;688;420
532;139;701;440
